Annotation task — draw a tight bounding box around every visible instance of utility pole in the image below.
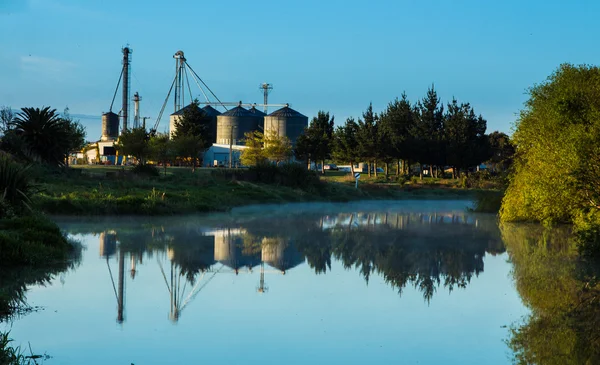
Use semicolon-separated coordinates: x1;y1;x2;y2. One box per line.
229;125;237;168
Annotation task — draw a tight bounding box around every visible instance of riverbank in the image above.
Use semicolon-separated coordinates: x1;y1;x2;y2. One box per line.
32;166;491;216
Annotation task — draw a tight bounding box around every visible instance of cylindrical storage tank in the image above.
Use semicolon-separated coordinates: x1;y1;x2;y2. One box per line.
248;106;266;131
264;105;308;145
101;112;119;141
202;105;221;143
216;105;261;145
99;231;117;258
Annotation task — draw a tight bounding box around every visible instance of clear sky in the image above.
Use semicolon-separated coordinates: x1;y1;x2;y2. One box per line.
1;0;599;140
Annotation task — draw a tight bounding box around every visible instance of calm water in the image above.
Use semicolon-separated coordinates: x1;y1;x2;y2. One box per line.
3;201;529;365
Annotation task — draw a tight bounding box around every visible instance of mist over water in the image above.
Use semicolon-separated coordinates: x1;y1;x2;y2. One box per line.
3;201;528;365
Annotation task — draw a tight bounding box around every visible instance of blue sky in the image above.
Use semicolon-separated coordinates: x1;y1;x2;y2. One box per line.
1;0;599;140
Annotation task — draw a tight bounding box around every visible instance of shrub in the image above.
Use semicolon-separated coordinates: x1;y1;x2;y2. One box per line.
132;164;159;177
0;154;35;216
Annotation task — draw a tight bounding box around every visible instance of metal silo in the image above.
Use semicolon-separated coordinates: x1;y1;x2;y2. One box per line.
101;112;119;141
248;105;266;131
216;105;260;145
202;105;221;143
264;105;308;145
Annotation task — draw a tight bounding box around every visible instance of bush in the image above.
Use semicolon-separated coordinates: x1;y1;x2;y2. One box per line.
0;154;35;217
471;190;504;213
212;163;322;191
0;214;72;266
574;211;600;258
132;164;160;177
463;170;504;189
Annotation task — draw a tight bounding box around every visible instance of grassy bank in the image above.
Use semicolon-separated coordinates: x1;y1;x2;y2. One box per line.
31;166;490;216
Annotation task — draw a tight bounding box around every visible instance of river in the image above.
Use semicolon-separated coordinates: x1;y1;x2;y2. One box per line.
4;200;595;364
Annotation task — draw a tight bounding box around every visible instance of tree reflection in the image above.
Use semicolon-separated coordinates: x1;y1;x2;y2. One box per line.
55;210;503;323
502;223;600;364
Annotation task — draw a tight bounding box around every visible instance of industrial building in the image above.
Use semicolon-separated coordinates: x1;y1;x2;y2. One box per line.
88;48;309;166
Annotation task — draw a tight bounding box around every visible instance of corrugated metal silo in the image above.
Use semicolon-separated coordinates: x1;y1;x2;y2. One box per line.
264;105;308;145
216;105;260;145
202;105;221;143
248;105;266;131
101;112;119;141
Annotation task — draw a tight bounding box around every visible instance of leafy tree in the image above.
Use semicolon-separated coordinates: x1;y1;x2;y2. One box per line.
501;64;600;224
378;94;415;175
294;111;334;173
413;85;445;179
332;118;359;173
0;106;14;135
264;130;292;165
487;131;514;173
149;133;174;176
12;106;66;166
115;127;151;165
443;99;489;178
240;130;266;166
171;100;212;171
59;107;86;167
356;103;380;177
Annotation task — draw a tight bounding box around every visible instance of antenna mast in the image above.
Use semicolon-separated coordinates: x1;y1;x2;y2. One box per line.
121;46;132;132
174;51;186;113
260;83;273;114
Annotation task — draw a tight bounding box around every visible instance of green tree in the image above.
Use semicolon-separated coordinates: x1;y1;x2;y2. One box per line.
501;64;600;224
59;107;86;167
378;94;416;175
149;133;174;176
12;106;66;166
264;130;292;165
294;111;334;173
240;131;266;166
0;106;14;135
487;131;514;173
332;118;359;173
171;100;212;171
356;103;380;177
115;127;151;165
413;85;444;179
443;99;489;178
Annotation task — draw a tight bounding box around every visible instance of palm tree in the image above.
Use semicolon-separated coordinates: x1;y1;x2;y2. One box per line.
12;107;66;165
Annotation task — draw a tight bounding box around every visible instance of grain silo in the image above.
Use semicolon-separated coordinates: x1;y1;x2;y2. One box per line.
216;104;261;145
202;105;221;143
169;103;211;139
101;112;119;141
263;105;308;145
248;105;266;131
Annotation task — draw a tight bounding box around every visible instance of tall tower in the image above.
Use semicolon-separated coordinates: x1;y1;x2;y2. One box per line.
260;83;273;114
174;50;186;113
122;46;132;132
133;92;141;128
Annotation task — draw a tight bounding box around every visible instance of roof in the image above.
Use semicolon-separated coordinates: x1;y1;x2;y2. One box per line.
248;106;266;116
202;105;222;116
220;105;252;117
267;106;306;118
170;103;204;116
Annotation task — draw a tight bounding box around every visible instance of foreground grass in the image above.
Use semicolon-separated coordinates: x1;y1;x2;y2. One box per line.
31;167;491;216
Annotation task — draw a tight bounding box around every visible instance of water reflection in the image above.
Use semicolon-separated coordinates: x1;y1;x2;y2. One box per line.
62;210;503;325
502;223;600;364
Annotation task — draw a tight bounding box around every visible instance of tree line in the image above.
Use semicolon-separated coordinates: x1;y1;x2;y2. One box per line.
295;86;513;179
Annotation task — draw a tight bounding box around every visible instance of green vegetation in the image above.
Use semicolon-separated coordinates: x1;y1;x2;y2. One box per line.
312;86;502;180
240;130;293;166
502;223;600;364
500;64;600;256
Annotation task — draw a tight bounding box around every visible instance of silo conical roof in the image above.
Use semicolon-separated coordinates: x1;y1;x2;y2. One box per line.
268;106;306;118
202;105;222;116
248;106;267;116
220;105;252;117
